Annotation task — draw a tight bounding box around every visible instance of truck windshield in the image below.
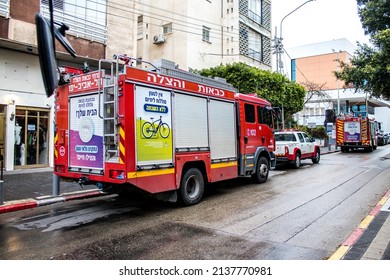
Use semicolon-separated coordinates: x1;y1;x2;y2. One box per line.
257;106;273;128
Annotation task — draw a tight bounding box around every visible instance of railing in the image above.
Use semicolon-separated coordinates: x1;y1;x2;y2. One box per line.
0;0;9;18
248;10;262;26
248;47;262;62
41;4;107;44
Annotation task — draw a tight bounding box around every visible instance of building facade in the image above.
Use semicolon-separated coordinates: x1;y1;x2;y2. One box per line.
0;0;272;171
134;0;272;71
289;38;390;130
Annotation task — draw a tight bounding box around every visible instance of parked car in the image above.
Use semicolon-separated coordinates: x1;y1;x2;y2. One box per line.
275;130;321;169
384;133;389;145
378;131;385;146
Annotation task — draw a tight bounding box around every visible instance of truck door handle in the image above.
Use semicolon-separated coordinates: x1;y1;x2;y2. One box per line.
244;136;248;144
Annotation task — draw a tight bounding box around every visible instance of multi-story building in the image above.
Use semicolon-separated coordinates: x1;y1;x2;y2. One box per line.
0;0;272;171
134;0;271;71
290;38;390;131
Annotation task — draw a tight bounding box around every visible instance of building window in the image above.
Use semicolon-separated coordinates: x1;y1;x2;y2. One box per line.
248;28;262;61
242;0;271;30
202;26;211;42
248;0;262;25
163;23;173;34
245;104;256;123
40;0;108;44
137;15;143;39
0;0;10;18
239;22;271;65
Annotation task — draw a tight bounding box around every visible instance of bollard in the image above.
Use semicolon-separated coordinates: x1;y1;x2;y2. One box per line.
52;173;60;196
0;180;4;205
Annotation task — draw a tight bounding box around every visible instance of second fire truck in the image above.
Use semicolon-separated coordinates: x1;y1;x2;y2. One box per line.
336;114;378;152
54;56;276;205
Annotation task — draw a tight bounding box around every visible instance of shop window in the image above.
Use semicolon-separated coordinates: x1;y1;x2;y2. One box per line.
14;108;49;167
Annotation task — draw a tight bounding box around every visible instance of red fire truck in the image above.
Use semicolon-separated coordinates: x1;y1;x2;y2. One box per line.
53;56;276;205
336;114;378;152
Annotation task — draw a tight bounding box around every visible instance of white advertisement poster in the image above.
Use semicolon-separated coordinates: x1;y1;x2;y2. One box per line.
69;94;104;169
135;86;173;166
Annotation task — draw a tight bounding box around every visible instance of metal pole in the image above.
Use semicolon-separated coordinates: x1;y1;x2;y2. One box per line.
0;155;3;205
53;173;60;196
0;180;4;205
276;0;315;129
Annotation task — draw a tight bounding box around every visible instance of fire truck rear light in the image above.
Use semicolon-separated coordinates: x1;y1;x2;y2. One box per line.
55;165;65;173
110;170;125;180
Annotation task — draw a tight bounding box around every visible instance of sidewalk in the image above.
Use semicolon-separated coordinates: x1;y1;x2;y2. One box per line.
0;167;102;213
0;159;389;260
320;144;339;155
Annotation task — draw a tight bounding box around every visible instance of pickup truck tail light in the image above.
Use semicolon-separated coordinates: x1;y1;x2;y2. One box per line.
284;146;289;155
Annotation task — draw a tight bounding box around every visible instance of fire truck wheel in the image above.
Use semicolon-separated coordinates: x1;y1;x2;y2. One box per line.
251;157;269;184
179;168;205;206
311;149;320;164
293;152;301;169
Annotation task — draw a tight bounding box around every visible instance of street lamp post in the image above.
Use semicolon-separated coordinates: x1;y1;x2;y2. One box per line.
276;0;316;74
332;49;342;115
274;0;316;129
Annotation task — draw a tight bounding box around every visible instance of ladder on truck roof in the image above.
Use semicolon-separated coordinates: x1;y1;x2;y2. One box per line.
154;59;237;92
115;55;237;92
98;59;119;163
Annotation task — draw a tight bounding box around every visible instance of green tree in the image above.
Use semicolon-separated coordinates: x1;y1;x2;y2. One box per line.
196;63;306;126
335;0;390;100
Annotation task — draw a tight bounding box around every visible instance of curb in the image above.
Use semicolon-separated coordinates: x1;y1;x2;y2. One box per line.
328;189;390;260
0;189;105;214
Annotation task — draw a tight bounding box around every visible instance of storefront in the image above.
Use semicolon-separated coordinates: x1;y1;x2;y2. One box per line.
14;107;50;168
0;48;54;171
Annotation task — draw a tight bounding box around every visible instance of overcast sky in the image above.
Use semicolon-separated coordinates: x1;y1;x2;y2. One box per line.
272;0;371;49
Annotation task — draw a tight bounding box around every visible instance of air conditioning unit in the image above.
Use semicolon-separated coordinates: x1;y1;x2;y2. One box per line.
153;34;165;44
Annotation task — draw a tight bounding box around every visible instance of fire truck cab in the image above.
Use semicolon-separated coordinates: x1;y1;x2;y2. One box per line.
54;56;276;205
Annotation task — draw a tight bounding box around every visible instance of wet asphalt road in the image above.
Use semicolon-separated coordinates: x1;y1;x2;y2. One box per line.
1;145;390;260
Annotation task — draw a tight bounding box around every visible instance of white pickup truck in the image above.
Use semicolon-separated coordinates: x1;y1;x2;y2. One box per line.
274;130;321;168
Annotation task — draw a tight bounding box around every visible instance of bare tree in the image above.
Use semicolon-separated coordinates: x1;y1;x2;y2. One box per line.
301;81;332;106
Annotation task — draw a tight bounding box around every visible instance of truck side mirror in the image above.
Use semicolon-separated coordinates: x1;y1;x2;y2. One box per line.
35;13;77;97
36;13;58;98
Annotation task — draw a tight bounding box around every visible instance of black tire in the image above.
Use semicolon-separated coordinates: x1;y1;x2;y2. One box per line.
251;157;269;184
311;148;320;164
293;152;301;169
178;168;204;206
